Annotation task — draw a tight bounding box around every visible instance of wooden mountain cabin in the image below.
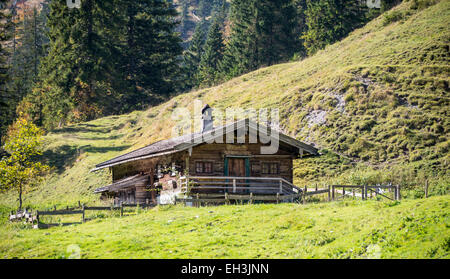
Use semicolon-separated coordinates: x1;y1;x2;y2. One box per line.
92;105;318;205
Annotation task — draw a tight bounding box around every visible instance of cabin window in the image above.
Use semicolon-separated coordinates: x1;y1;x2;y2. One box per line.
261;162;279;175
251;162;259;175
195;161;213;174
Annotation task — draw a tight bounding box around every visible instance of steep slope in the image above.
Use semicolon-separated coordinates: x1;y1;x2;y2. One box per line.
1;0;448;207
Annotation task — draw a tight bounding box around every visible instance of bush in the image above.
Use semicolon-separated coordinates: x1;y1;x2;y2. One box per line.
382;10;404;26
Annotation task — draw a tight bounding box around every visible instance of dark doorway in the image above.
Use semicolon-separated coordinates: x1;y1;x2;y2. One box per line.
226;157;249;194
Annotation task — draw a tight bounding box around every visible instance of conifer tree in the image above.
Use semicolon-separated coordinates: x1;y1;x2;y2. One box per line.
181;0;189;34
220;0;299;79
31;0;182;127
198;18;224;86
117;0;182;110
9;4;48;107
198;0;212;19
183;21;208;88
35;0;118;128
302;0;367;55
0;0;11;146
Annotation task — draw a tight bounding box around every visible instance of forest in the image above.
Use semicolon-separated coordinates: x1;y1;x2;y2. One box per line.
0;0;401;143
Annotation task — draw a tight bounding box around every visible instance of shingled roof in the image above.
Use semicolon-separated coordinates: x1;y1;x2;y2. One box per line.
91;119;318;172
94;174;149;193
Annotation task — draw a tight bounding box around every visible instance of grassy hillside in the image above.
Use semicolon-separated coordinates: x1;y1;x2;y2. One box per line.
0;0;448;208
0;196;448;259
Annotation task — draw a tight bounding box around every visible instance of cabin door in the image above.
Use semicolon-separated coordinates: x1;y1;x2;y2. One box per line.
228;158;245;177
226;157;250;194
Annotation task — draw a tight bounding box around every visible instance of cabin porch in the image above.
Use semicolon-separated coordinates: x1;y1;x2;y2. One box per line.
179;175;303;203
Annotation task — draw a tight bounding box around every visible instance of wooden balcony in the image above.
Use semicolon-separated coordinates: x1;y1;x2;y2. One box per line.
179;176;303;196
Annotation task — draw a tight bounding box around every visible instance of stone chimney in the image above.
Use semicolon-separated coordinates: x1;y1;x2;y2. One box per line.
202;104;213;132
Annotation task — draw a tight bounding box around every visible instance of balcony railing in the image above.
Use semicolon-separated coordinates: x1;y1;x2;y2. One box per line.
179;176;303;196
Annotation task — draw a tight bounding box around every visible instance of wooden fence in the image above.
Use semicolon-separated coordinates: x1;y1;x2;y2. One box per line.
302;185;332;204
8;185;402;227
175;192;303;206
330;185;401;201
175;184;401;206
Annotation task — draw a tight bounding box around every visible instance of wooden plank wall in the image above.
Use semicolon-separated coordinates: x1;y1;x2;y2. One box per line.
188;142;294;183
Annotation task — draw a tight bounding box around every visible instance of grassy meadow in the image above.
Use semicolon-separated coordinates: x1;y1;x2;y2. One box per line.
0;196;448;259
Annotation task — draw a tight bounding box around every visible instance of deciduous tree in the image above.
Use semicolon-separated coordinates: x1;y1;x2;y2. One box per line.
0;118;49;210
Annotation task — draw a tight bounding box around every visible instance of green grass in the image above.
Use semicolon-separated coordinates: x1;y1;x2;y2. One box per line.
0;195;448;259
0;1;448;212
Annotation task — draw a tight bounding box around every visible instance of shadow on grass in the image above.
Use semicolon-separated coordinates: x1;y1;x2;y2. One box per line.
51;125;111;134
43;144;131;174
75;134;125;141
38;222;82;229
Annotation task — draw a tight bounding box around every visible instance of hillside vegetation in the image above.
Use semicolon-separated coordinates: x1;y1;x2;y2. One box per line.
0;0;448;207
0;196;448;259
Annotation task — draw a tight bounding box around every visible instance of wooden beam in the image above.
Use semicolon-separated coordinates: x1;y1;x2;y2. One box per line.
150;166;156;204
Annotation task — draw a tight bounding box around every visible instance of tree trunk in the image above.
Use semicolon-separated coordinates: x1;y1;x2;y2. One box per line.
18;183;22;211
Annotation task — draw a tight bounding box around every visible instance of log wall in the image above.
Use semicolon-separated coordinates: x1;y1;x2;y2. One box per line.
107;135;297;203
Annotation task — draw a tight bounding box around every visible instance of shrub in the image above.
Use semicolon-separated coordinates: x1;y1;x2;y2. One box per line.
382;10;404;26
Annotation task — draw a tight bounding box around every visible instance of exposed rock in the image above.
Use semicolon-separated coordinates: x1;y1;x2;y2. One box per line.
306;110;327;127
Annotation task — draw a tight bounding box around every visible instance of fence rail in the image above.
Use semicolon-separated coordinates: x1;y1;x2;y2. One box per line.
180;176;303;196
8;184;402;228
330;185;400;201
8;202;155;229
175;192;303;205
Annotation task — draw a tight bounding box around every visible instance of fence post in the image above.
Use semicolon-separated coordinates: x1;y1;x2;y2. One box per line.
35;211;40;229
424;180;429;198
279;180;283;194
233;179;236;193
352;189;355;198
331;185;335;201
78;201;81;208
363;185;367;200
249;192;253;205
185;175;190;195
82;205;85;223
396;185;401;200
328;185;331;202
225;192;229;205
276;193;280;204
303;186;307;205
196;193;200;207
342;187;345;199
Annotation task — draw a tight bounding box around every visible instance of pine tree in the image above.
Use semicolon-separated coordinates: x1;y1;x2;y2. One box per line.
381;0;402;12
302;0;367;55
183;20;208;89
30;0;182;128
198;0;212;19
293;0;308;57
117;0;183;110
34;0;118;128
0;0;11;147
180;0;189;35
9;3;48;109
198;18;224;86
220;0;299;80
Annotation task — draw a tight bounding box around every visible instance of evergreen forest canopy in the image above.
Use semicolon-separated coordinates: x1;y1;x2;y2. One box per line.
0;0;401;141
